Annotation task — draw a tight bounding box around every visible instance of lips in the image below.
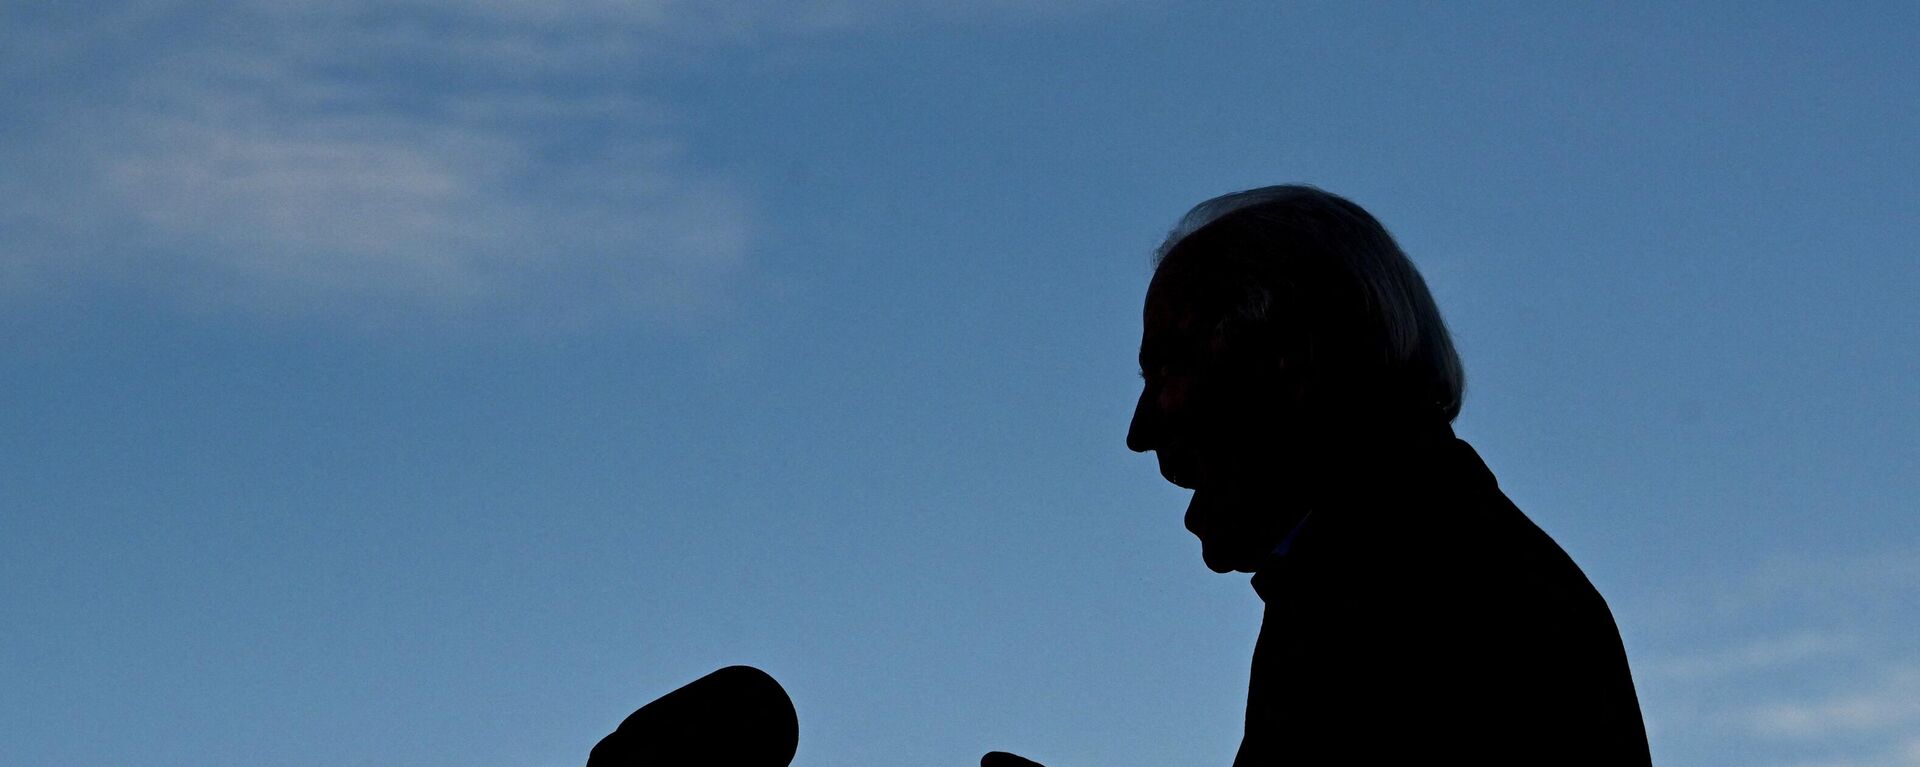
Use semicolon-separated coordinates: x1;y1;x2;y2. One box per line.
1184;490;1206;536
1157;452;1200;489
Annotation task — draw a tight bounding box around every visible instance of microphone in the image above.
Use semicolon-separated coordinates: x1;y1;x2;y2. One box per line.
587;665;799;767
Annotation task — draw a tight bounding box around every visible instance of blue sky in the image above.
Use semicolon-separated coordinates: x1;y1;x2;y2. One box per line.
3;2;1917;765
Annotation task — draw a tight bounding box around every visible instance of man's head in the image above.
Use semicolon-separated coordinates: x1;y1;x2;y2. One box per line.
1126;185;1464;573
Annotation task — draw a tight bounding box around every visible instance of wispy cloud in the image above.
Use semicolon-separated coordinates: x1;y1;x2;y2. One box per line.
10;1;1147;327
1780;738;1920;767
2;2;766;327
1634;544;1920;767
1743;667;1920;740
1744;671;1920;767
1650;631;1857;682
5;0;1160;327
3;0;1152;328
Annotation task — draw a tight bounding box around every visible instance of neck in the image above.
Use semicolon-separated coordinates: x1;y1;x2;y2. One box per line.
1296;409;1456;505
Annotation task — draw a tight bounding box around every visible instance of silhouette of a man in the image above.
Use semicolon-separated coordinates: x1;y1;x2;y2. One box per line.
987;186;1651;765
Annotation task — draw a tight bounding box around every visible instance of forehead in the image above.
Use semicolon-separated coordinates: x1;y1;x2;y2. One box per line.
1142;269;1206;329
1139;273;1211;359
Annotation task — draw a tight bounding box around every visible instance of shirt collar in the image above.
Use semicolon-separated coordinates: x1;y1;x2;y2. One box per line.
1270;511;1314;560
1249;511;1313;602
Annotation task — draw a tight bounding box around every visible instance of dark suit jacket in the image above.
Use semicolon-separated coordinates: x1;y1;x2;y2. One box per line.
1233;426;1651;765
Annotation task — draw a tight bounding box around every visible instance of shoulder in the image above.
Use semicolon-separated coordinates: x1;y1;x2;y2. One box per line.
1293;438;1619;626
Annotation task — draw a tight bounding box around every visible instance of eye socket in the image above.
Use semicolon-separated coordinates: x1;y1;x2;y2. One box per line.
1139;336;1210;383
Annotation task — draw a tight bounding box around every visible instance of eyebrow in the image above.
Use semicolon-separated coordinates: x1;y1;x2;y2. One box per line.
1138;329;1204;374
1138;332;1174;367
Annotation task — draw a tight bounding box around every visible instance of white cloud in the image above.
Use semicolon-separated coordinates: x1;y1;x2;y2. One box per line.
1782;740;1920;767
106;118;498;303
1630;544;1920;767
1632;543;1920;633
85;77;748;323
1651;631;1856;681
1731;548;1920;616
1;2;761;327
4;0;1148;326
1744;667;1920;741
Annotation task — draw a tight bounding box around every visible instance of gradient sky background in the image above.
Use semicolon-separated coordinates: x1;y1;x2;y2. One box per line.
4;2;1917;766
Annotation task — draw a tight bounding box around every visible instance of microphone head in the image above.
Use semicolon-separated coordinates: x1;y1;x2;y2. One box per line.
588;665;799;767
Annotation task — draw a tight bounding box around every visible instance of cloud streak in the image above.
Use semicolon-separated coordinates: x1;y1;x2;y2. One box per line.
5;0;1151;326
1744;667;1920;740
1633;544;1920;767
1650;631;1857;682
4;1;759;327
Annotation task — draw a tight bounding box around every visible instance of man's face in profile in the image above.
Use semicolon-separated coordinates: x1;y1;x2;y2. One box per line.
1127;272;1299;574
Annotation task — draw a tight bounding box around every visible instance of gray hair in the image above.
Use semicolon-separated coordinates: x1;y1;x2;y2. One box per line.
1153;185;1466;423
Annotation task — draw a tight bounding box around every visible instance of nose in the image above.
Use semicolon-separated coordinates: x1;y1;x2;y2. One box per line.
1127;388;1155;453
